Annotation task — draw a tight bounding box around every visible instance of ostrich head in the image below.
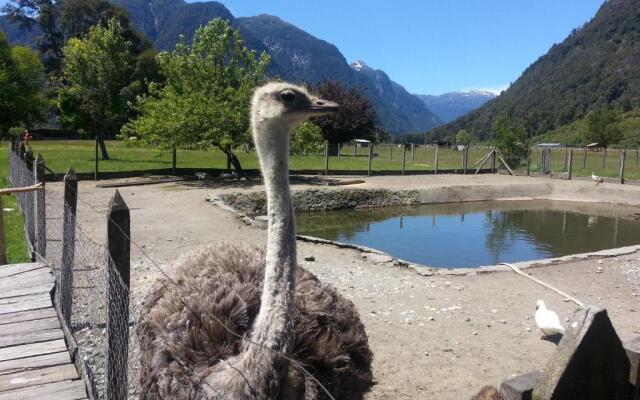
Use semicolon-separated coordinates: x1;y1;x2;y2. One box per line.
536;300;545;310
251;82;338;139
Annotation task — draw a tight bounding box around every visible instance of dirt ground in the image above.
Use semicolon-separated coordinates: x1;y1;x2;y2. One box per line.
49;174;640;399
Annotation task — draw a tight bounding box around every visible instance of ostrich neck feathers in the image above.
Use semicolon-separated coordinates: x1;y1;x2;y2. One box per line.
250;118;297;353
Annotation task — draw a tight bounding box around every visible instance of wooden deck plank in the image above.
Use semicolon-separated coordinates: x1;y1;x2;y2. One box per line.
0;352;70;375
0;339;67;362
0;284;52;300
0;292;50;305
0;317;60;336
0;268;51;284
0;308;57;325
0;297;52;315
0;268;53;289
0;364;78;392
0;263;47;279
0;329;63;348
0;278;54;294
0;379;86;400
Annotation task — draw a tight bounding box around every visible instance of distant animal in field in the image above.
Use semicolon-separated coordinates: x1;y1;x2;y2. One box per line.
591;172;604;185
535;300;565;339
137;82;373;400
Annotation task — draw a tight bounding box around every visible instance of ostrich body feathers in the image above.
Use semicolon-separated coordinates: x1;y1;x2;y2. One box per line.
137;244;373;400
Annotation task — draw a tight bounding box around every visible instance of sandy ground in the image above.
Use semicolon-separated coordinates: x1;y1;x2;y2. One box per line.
48;174;640;399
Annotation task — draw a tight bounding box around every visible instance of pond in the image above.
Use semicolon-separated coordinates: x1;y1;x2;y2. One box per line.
296;200;640;268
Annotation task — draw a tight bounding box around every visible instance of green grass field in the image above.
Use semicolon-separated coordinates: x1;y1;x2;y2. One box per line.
0;144;29;263
516;148;640;180
24;140;495;175
17;140;640;180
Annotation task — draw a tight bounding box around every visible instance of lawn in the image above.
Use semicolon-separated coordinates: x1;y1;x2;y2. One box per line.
13;140;640;181
516;147;640;180
25;140;496;175
0;144;29;263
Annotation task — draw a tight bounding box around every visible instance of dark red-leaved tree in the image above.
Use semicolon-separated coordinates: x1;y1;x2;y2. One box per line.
312;80;382;145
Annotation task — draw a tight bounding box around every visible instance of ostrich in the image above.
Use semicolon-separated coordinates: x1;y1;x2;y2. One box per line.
137;82;373;400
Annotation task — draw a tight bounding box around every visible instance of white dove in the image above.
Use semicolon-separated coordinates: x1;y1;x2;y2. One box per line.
591;172;604;185
535;300;565;338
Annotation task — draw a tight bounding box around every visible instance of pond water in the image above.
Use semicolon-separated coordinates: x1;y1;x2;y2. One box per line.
296;200;640;268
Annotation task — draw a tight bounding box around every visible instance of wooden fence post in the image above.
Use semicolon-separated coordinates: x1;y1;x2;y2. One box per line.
568;150;573;180
106;190;130;400
401;144;407;175
636;148;639;167
94;137;99;181
563;149;568;171
34;155;46;258
603;148;607;169
411;143;415;163
0;196;6;265
583;148;587;169
353;144;357;157
540;148;545;174
434;144;439;174
324;142;329;175
172;147;177;175
619;150;626;185
491;148;497;173
60;168;77;326
526;156;531;177
388;145;392;161
24;150;35;249
367;145;373;176
337;143;341;158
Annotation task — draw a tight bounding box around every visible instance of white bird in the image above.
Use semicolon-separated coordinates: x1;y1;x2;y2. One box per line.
535;300;565;337
591;172;604;185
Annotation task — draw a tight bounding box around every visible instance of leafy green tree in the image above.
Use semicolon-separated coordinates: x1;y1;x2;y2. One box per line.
455;129;471;146
312;80;380;146
57;18;134;159
492;115;529;167
2;0;63;74
583;109;622;148
122;18;270;172
291;121;324;155
0;32;46;136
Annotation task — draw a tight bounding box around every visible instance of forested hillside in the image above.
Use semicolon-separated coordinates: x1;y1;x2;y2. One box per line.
429;0;640;141
1;0;442;134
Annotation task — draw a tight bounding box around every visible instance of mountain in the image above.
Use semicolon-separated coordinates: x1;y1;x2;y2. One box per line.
429;0;640;140
1;0;442;134
416;91;496;123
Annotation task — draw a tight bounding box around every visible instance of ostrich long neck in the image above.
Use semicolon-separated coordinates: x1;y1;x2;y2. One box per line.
250;119;297;355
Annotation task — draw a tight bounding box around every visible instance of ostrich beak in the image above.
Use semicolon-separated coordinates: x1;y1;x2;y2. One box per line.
306;98;339;115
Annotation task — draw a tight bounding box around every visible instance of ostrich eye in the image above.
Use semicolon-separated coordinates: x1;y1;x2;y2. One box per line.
280;90;296;103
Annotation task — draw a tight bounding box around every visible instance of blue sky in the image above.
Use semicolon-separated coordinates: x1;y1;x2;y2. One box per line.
1;0;605;95
212;0;605;95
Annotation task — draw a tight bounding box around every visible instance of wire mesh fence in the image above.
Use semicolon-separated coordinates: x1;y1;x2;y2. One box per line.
513;147;640;182
9;144;133;400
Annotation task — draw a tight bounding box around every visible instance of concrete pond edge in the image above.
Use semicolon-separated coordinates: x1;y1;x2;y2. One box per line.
206;184;640;277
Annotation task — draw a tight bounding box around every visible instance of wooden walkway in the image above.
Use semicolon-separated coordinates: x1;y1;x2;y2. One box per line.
0;263;87;400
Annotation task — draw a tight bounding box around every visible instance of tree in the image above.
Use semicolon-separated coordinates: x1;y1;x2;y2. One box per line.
2;0;150;76
291;121;324;155
0;32;46;136
2;0;63;74
57;18;134;159
492;115;529;167
312;81;380;146
455;129;471;146
122;18;270;172
583;109;622;148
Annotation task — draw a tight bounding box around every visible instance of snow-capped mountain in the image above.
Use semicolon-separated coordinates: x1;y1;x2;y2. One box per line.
416;91;496;123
